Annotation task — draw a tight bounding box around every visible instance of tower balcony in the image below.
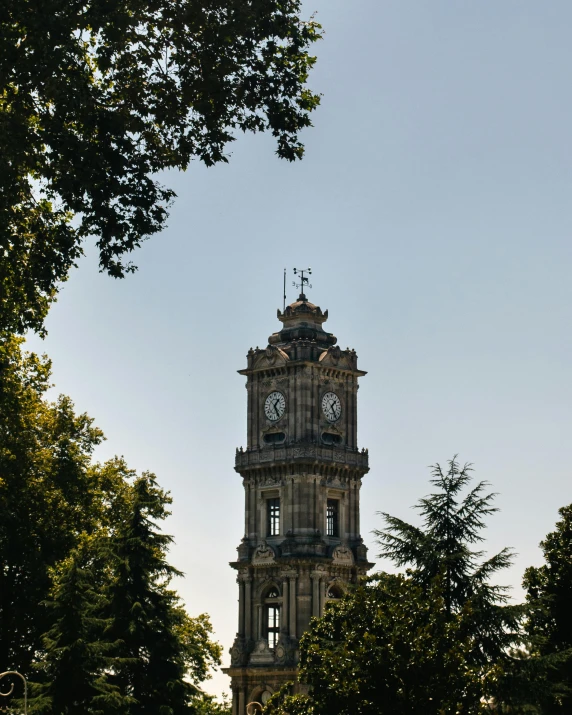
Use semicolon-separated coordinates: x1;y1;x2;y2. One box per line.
235;443;369;472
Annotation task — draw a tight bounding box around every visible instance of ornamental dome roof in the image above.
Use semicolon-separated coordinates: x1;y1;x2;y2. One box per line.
268;293;337;350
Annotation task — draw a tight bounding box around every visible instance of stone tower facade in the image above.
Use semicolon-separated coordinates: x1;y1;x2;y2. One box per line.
225;293;371;714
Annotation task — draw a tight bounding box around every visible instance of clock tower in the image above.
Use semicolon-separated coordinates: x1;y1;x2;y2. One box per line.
225;288;371;714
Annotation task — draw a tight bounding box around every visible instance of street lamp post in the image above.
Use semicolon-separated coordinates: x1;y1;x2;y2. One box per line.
0;672;28;714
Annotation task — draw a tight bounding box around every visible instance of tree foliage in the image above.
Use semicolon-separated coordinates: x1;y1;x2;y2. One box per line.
266;459;563;714
266;574;496;715
0;0;322;335
106;473;222;713
0;337;223;712
374;456;518;663
190;692;232;715
268;456;551;714
30;542;129;715
523;504;572;713
0;335;108;671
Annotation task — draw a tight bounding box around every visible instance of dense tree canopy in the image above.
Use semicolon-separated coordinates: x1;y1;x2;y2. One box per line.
0;337;225;713
267;574;496;715
0;0;321;335
524;504;572;713
0;335;110;671
266;457;556;714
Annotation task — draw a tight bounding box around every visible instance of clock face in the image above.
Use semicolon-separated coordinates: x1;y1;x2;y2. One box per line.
322;391;342;422
264;391;286;421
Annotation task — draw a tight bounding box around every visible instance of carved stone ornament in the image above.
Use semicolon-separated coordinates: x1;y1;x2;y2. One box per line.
249;639;275;665
330;346;341;365
253;346;289;371
292;446;316;459
274;634;297;665
252;541;276;564
318;345;358;371
332;545;354;564
333;449;345;462
356;542;369;561
326;475;345;488
230;635;254;666
237;538;249;560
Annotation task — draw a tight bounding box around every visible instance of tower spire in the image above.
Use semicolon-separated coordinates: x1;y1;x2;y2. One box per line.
292;267;312;301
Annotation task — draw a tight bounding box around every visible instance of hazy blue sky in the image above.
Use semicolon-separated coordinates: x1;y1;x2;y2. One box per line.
26;0;572;698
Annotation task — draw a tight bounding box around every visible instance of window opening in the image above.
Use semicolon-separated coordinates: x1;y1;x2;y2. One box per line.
322;432;342;445
264;432;286;444
267;498;280;536
267;605;280;649
326;499;339;537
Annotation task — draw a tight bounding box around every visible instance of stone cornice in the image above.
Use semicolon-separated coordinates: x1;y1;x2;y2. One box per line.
238;360;366;379
235;442;369;474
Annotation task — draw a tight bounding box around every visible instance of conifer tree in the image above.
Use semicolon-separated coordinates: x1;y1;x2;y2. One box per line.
523;504;572;712
1;337;224;709
106;474;221;714
374;456;518;662
0;335;110;673
30;542;128;714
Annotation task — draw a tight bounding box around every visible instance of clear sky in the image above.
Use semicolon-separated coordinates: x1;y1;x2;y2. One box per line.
26;0;572;698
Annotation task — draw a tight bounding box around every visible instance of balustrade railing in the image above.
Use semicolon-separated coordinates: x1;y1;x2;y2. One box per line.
235;443;369;470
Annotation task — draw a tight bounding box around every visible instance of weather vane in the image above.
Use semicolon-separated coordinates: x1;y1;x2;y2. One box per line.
293;267;312;298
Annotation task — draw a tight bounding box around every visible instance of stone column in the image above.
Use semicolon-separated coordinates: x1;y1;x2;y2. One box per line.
289;575;297;638
238;578;245;635
347;481;354;538
245;578;252;639
356;480;362;536
320;579;327;616
288;477;294;534
238;688;245;715
311;573;321;618
282;576;290;632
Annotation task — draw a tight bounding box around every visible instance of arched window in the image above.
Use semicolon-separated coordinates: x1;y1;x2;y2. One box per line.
263;586;281;649
267;605;280;649
266;498;280;536
326;499;339;537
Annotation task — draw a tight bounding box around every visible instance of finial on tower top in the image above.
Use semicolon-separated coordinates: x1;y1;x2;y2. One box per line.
292;267;312;301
